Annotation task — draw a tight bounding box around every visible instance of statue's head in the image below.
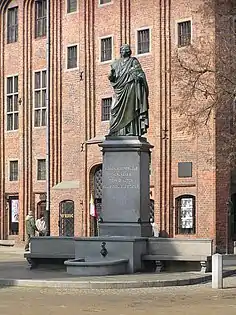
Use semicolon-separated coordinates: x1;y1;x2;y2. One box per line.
120;44;132;58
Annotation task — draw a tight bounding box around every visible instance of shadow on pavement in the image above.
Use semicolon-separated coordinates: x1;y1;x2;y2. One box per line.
0;259;75;283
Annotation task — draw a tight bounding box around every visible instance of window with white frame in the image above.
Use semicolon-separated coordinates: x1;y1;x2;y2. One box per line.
101;97;112;121
99;0;111;4
177;20;191;47
9;160;18;181
67;45;78;69
7;6;18;43
137;29;150;55
37;159;46;180
67;0;77;13
101;37;112;62
6;75;19;131
34;70;47;127
35;0;47;38
176;195;196;234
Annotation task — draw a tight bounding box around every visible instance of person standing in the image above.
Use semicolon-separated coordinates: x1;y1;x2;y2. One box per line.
25;211;38;251
36;214;47;236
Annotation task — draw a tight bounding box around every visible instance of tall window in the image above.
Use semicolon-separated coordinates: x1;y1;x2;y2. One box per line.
34;70;46;127
7;7;18;43
101;37;112;62
35;0;47;38
178;20;191;47
37;159;46;180
176;195;196;235
101;97;112;121
100;0;112;4
9;160;18;181
6;76;19;131
67;45;78;69
137;29;150;55
67;0;77;13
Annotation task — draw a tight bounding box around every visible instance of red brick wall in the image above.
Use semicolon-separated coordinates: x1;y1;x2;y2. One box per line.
0;0;233;252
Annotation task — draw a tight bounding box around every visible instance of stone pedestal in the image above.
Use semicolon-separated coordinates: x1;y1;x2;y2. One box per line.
98;136;153;237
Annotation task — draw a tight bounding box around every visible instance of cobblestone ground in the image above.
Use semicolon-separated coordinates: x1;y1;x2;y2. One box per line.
1;280;236;315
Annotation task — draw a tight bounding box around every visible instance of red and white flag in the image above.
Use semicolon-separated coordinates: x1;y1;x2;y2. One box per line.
89;194;97;218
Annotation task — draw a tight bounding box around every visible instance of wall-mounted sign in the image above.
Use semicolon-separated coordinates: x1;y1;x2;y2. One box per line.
11;199;19;223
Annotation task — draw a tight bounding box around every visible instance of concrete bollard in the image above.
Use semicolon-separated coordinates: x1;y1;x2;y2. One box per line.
212;253;223;289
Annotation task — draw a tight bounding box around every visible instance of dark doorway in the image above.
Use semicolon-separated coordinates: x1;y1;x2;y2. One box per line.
59;200;74;237
37;201;46;219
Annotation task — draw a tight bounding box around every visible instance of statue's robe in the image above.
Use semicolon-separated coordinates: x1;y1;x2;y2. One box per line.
109;57;149;136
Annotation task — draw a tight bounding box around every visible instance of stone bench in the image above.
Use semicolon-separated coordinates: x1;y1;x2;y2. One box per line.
142;238;213;273
222;254;236;267
24;236;75;269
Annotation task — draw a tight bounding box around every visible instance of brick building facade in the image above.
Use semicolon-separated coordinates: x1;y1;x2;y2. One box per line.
0;0;235;252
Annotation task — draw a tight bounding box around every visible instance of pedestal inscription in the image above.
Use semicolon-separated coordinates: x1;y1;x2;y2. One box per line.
104;166;138;190
99;136;153;237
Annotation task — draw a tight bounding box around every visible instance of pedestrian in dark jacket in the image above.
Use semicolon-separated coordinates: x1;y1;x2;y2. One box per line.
25;211;38;251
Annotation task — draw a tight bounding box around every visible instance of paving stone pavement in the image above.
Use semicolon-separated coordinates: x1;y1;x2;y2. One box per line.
0;246;236;315
1;282;236;315
0;246;235;289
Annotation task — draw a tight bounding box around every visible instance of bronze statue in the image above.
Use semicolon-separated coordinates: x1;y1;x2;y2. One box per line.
108;44;149;136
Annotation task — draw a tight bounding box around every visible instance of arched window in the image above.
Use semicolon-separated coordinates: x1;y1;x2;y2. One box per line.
176;195;196;235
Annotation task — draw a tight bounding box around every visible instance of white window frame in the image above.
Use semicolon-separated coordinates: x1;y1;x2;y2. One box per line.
7;6;18;44
33;69;47;128
175;18;193;48
135;27;152;56
101;96;112;122
65;43;79;71
36;158;46;181
99;35;114;64
35;0;47;38
6;74;19;132
66;0;78;15
9;159;19;182
98;0;113;8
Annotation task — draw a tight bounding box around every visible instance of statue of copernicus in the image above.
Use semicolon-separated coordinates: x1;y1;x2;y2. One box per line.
108;44;149;136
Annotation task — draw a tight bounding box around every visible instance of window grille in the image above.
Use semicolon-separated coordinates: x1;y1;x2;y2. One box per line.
178;21;191;47
137;29;150;54
101;37;112;62
101;98;112;121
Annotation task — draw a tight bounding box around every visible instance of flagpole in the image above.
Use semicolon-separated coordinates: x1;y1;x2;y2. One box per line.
46;0;51;235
